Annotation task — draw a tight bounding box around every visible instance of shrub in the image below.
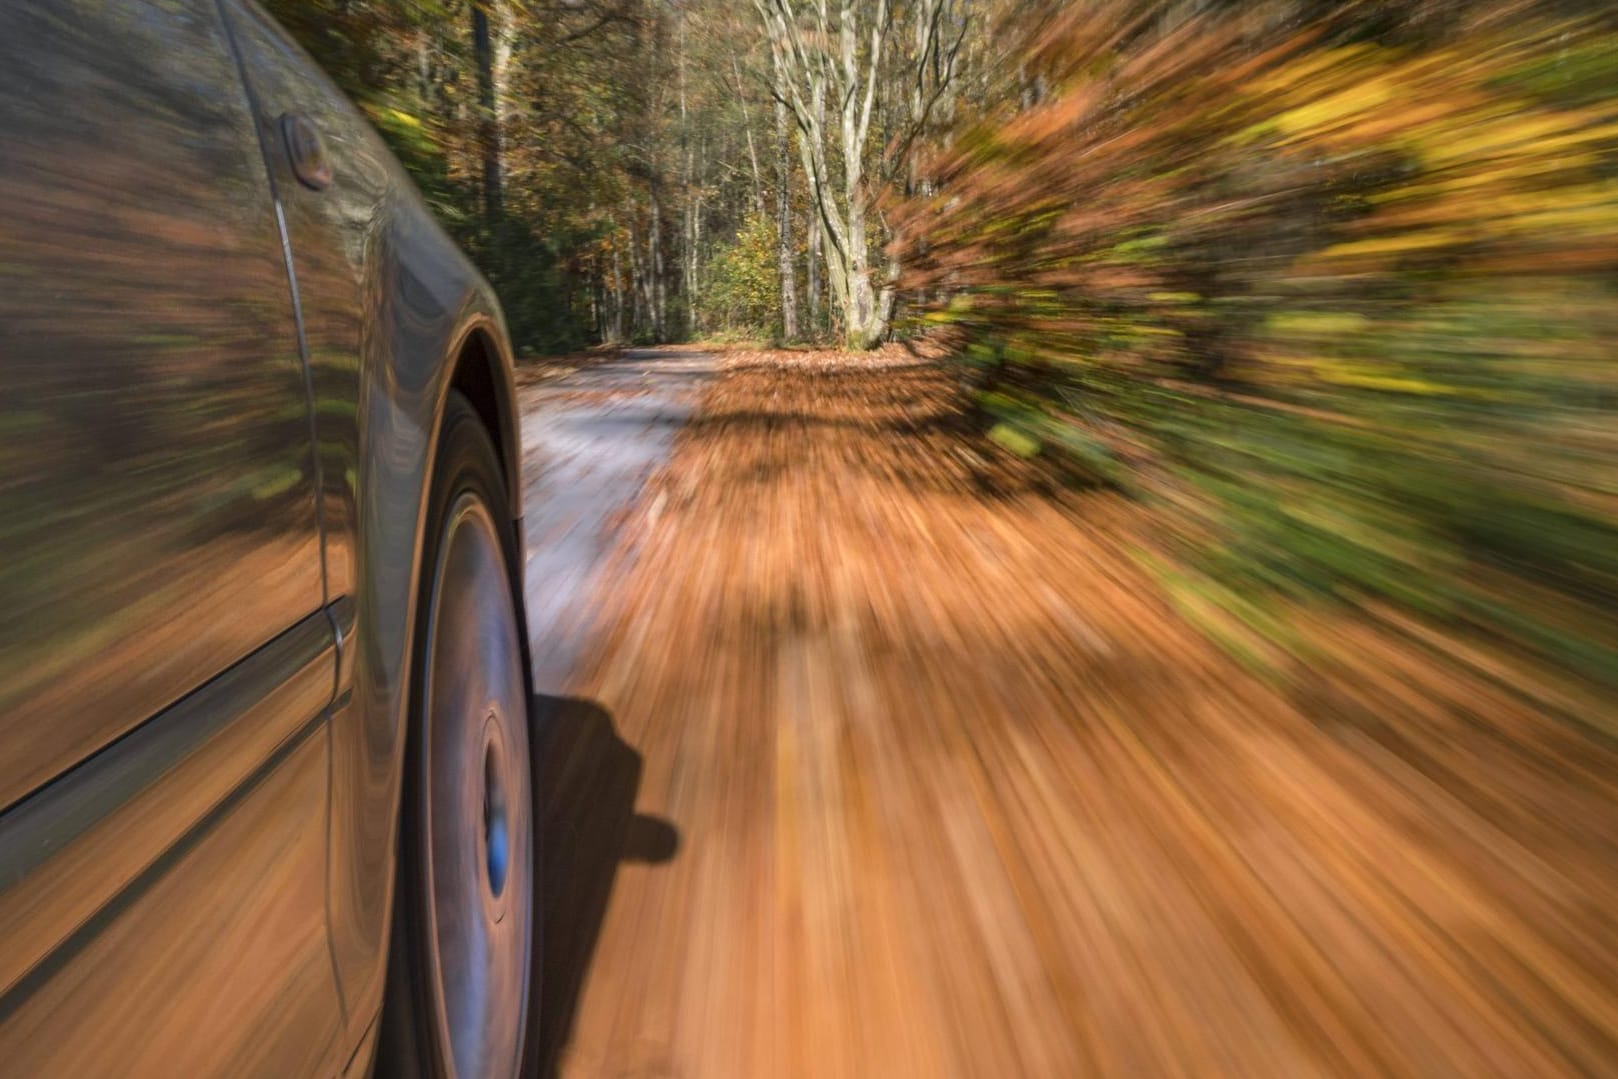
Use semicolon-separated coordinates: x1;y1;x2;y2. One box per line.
902;0;1618;690
697;213;781;338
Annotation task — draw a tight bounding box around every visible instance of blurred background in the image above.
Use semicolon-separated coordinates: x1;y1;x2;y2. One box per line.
274;0;1618;1073
271;0;1618;698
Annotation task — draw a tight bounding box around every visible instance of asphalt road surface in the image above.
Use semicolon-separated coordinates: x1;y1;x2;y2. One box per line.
519;348;718;692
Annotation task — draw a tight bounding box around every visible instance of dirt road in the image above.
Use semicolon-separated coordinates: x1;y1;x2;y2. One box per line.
520;347;1618;1078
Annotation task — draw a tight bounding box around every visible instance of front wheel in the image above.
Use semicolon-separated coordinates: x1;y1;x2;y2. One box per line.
380;393;535;1079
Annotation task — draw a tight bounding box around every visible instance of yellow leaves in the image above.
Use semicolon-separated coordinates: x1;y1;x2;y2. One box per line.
1251;43;1377;98
1254;31;1618;189
988;423;1041;458
380;107;425;130
1275;77;1396;140
1267;355;1527;402
1315;369;1447;395
1268;313;1369;336
1321;183;1618;266
1322;230;1467;258
1302;65;1618;262
1402;152;1605;196
1508;199;1618;238
1420;113;1618;168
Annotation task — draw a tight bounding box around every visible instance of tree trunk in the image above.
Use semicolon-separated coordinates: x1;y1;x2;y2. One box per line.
732;57;766;217
650;190;666;340
611;242;626;342
684;196;699;333
837;191;887;348
757;0;894;348
774;96;799;341
806;208;822;337
415;31;432;106
471;2;502;222
628;215;648;334
679;14;696;336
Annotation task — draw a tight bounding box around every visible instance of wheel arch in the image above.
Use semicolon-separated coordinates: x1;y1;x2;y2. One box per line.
429;311;535;725
442;319;522;516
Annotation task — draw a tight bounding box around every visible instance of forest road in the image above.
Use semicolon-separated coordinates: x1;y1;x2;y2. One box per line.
515;345;1618;1078
518;346;717;692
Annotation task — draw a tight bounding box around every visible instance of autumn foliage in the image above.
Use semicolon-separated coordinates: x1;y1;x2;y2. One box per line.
900;0;1618;695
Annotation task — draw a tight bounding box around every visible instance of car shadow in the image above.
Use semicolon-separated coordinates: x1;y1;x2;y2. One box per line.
530;693;678;1078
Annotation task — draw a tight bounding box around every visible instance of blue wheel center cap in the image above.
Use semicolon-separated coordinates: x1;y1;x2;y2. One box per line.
483;737;509;899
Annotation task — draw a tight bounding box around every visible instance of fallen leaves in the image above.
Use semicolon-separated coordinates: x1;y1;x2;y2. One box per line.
543;347;1618;1076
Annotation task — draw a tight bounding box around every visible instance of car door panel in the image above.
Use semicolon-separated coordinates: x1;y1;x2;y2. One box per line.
0;610;333;1002
215;3;399;1027
0;0;327;809
0;0;345;1066
0;726;341;1076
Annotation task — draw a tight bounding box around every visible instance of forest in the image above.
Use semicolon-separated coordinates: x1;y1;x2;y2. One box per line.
269;0;1618;705
266;0;983;354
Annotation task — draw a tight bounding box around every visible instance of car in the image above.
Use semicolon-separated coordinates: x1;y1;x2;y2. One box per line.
0;2;538;1075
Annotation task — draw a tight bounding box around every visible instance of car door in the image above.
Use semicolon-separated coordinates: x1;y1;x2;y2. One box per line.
211;3;397;1039
0;0;343;1071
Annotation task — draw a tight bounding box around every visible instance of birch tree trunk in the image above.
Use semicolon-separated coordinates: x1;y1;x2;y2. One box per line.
756;0;890;347
471;2;503;222
732;57;766;217
774;94;799;341
807;207;822;336
755;0;968;347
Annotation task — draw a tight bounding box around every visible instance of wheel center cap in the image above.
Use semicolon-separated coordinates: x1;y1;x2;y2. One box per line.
482;721;510;902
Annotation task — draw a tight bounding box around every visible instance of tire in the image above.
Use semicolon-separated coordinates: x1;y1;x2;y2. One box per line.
378;392;536;1079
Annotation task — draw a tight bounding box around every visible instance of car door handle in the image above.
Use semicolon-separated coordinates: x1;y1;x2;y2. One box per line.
279;112;332;191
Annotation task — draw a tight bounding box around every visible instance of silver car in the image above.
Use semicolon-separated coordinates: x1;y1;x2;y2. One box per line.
0;2;538;1074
